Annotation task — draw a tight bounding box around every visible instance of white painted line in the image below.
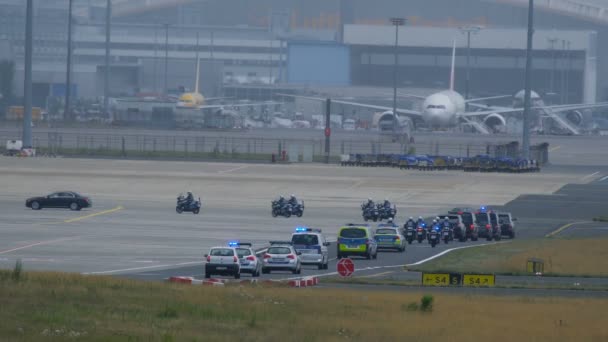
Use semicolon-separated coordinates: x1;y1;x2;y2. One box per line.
83;261;204;275
405;241;511;266
0;236;80;255
218;165;249;174
548;145;561;152
581;171;600;181
600;175;608;182
278;241;511;281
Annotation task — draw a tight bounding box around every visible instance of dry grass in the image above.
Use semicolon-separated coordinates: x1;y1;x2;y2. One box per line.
412;237;608;277
0;271;608;341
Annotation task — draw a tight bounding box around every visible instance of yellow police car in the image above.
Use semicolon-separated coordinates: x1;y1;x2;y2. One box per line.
337;223;378;260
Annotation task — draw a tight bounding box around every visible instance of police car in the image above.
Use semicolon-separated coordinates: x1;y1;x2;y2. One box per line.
290;227;330;270
229;241;261;277
262;241;302;274
205;245;241;279
374;225;406;252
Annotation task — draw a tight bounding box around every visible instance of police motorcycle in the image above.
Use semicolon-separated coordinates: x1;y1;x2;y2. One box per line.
416;218;428;243
428;220;441;248
361;200;380;222
377;202;397;221
271;197;294;218
404;217;417;244
176;192;201;214
290;200;305;217
441;220;453;244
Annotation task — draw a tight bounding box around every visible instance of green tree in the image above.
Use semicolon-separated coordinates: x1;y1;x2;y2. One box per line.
0;60;15;119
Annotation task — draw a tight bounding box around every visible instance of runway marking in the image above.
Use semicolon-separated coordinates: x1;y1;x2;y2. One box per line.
545;221;592;238
581;171;600;181
0;236;80;255
548;145;561;152
64;206;124;223
405;241;511;266
348;180;366;190
83;260;203;275
600;175;608;182
359;271;395;278
218;165;249;174
278;242;510;281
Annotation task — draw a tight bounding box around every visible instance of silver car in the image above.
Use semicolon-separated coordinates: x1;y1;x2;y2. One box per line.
233;242;261;277
262;241;301;274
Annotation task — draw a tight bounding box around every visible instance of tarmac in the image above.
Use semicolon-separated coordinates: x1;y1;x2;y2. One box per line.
0;155;602;284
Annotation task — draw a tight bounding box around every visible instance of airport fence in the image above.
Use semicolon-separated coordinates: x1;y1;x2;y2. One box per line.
0;130;504;162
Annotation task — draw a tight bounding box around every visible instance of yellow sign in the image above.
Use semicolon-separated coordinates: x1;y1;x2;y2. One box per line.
422;273;450;286
7;106;42;120
463;274;495;287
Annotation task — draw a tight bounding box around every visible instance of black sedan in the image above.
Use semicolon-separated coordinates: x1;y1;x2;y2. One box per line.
25;191;92;211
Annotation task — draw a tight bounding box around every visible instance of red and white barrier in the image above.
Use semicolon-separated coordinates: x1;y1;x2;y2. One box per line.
168;276;318;288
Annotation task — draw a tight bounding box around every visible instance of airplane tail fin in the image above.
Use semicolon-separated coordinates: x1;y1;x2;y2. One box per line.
194;33;200;94
449;39;456;91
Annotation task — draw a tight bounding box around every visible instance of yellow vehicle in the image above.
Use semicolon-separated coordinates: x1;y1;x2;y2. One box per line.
337;224;378;259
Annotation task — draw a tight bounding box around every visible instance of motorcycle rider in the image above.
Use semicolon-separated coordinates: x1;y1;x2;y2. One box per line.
382;199;392;210
362;198;375;210
405;216;416;229
288;194;299;207
186;191;194;205
416;216;426;227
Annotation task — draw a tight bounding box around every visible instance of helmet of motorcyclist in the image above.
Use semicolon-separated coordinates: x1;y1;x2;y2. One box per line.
418;216;423;220
290;194;295;198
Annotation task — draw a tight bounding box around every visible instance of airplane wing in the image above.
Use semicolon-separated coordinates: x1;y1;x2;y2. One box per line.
276;93;423;117
397;93;427;100
465;95;512;103
197;102;280;110
204;97;233;102
460;101;608;117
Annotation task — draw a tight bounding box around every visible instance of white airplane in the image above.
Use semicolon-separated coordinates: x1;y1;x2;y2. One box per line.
271;117;294;129
281;41;608;135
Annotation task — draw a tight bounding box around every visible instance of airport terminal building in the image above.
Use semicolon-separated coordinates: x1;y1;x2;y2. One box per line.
0;0;606;107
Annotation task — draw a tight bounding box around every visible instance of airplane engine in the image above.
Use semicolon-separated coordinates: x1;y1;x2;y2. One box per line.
565;110;583;126
484;113;507;133
378;112;397;131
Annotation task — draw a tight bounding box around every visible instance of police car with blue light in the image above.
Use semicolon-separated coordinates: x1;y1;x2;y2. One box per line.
262;241;302;274
290;227;330;270
229;241;262;277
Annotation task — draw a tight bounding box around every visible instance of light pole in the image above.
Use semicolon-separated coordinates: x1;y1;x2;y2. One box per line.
563;40;571;104
389;17;405;131
104;0;111;120
64;0;73;122
153;25;158;93
522;0;535;160
547;36;558;97
164;23;170;94
459;25;482;102
23;0;33;148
